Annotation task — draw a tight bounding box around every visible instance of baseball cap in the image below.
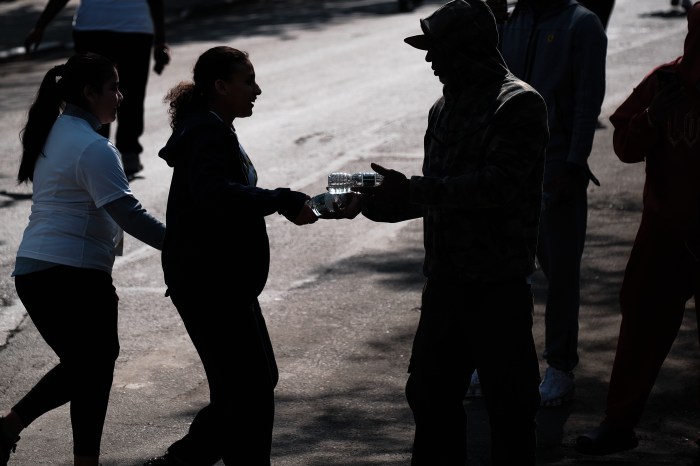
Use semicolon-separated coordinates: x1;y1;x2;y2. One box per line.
404;0;497;51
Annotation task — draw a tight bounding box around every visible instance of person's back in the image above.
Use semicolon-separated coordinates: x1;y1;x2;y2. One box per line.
500;0;606;166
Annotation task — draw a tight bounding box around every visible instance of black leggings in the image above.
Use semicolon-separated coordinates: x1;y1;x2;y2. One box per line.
13;265;119;457
165;285;278;466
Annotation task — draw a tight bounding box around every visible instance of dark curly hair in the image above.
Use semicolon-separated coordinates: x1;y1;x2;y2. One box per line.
164;46;251;129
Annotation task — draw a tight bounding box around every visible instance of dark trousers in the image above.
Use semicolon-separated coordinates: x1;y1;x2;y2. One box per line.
73;30;152;156
406;277;541;466
604;213;699;430
166;285;279;466
537;161;589;373
13;266;119;456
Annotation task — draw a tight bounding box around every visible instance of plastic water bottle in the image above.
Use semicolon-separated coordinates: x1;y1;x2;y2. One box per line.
327;172;384;194
306;192;339;217
305;192;354;218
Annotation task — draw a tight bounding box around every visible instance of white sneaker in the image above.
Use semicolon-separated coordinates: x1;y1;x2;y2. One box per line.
465;370;483;398
539;366;575;407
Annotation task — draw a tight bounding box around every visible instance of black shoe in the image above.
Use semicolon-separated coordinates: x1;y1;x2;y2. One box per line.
0;417;20;466
575;424;639;455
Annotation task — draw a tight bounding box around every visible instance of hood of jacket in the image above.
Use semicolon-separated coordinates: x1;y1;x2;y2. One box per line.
405;0;510;89
159;111;229;168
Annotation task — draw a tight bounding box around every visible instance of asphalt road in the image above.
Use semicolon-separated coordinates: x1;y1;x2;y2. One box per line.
0;0;699;465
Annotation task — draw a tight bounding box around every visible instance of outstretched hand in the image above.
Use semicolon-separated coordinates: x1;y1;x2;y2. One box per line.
290;203;319;225
352;163;409;204
318;192;363;220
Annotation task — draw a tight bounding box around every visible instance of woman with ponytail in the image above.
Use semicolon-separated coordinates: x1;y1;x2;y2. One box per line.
0;52;166;466
143;46;317;466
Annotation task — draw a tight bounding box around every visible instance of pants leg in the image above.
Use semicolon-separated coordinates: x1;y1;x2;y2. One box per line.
604;218;696;430
166;286;278;466
13;266;119;457
72;30;152;156
406;278;540;466
537;170;588;372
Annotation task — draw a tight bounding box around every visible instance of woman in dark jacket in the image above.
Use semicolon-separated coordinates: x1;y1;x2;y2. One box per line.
144;46;317;466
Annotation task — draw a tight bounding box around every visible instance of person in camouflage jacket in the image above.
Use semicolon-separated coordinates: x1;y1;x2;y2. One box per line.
353;1;549;464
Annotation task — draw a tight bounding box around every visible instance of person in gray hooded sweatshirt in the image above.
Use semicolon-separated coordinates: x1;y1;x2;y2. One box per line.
489;0;607;407
353;1;548;464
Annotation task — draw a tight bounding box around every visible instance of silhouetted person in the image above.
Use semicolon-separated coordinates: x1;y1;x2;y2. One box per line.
489;0;607;407
0;52;165;466
143;46;317;466
354;1;548;464
576;1;700;456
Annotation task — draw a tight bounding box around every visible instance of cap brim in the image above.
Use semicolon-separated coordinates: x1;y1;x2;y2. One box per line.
404;34;430;50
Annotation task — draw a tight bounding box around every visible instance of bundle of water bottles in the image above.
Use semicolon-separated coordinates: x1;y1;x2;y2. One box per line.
306;171;384;217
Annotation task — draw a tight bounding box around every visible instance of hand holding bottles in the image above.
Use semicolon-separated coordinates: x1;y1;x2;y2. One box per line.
352;163;409;204
291;203;319;225
307;170;383;219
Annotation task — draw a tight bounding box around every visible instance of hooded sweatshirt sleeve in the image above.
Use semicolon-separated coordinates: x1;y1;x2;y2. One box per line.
162;118;305;219
567;10;607;168
609;68;665;164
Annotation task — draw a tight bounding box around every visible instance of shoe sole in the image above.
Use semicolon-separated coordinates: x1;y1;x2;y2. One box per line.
575;436;639;455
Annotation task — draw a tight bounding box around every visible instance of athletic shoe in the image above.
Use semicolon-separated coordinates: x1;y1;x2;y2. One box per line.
465;370;483;398
539;366;575;407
